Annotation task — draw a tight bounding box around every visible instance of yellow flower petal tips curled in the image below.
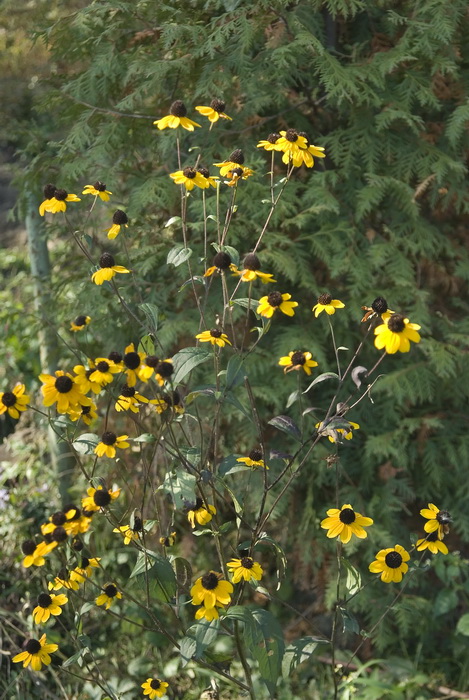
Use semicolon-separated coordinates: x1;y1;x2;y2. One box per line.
0;383;29;419
32;592;68;624
278;351;318;375
312;293;345;317
186;498;216;528
153;100;201;131
321;504;373;543
141;677;170;699
369;545;410;583
227;556;263;583
13;634;59;671
195;98;232;123
91;252;130;285
374;313;421;354
96;582;122;609
257;291;298;318
191;571;233;609
82;180;112;201
195;329;231;347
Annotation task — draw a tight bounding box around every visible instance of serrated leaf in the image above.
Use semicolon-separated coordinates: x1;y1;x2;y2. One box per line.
172;347;212;384
268;415;302;442
167;245;192;267
303;372;340;393
72;433;99;455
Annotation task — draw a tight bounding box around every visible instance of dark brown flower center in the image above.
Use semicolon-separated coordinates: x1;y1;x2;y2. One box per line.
132;517;143;532
210;328;222;338
72;539;84;551
285;128;298;142
249;448;263;462
436;510;452;524
197;167;210;178
51;512;66;526
150;680;161;690
339;508;355;524
93;489;111;507
54;188;68;201
210;98;226;112
385;551;403;568
371;297;388;314
121;385;136;397
318;293;332;305
108;351;122;363
183;166;197;179
156;361;173;378
426;531;439;542
25;639;42;654
101;432;117;445
230;167;243;177
96;361;110;373
81;405;91;415
55;376;73;393
37;593;53;608
291;351;306;366
73;315;88;327
21;540;36;555
388;314;405;333
201;572;219;590
81;557;90;568
243;253;260;271
241;556;254;569
52;526;68;542
298;131;309;145
124;351;141;370
43;183;56;199
99;252;115;268
93;181;106;191
103;583;118;597
1;391;16;407
229;149;244;165
267;291;283;307
170;100;187;117
213;251;232;270
112;209;128;225
267;133;280;144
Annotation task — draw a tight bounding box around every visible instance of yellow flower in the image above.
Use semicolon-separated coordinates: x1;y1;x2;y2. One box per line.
321;504;373;544
154;359;174;387
21;540;56;568
68;401;98;426
38;183;57;215
257;133;282;151
138;355;161;381
73;363;102;395
13;634;58;671
39;371;91;414
196;166;218;187
95;432;130;459
48;574;80;591
224;165;254;186
360;296;394;323
32;593;68;624
170;167;208;190
236;252;276;283
113;517;144;545
39;187;81;215
153;100;200;131
81;485;121;512
159;531;177;547
278;351;318;375
420;503;452;539
257;291;298;318
237;448;267;469
91;252;130;285
275;129;308;159
70;314;91;332
141;678;169;699
369;545;410;583
195;98;231;123
204;251;237;277
70;556;101;582
288;133;326;168
312;293;345;317
186;498;216;528
0;383;29;419
195;604;223;621
195;329;231;347
191;571;233;609
96;583;122;609
82;181;112;201
89;357;121;387
374;313;421;354
115;386;149;413
107;209;129;239
227;556;263;583
316;420;360;443
153;391;185;415
122;343;146;386
213;148;247;176
416;531;448;555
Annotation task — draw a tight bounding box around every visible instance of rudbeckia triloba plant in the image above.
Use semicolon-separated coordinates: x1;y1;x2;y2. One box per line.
10;90;451;700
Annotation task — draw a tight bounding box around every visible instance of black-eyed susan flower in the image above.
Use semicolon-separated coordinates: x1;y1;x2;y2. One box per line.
39;187;81;215
237;252;276;283
115;385;149;413
68;402;98;426
108;350;123;364
224;165;254;186
81;485;121;512
227;556;263;583
40;371;91;414
122;343;146;386
0;383;29;419
275;129;308;162
153;100;201;131
416;531;449;555
107;209;129;239
48;573;80;591
159;531;177;547
237;448;267;469
32;592;68;624
89;357;121;387
316;420;360;443
96;582;122;609
195;98;231;123
170;166;208;190
278;351;318;375
369;545;410;583
59;505;92;537
186;497;216;528
197;166;218;188
13;634;58;671
321;504;373;544
82;181;112;201
38;183;57;216
73;364;102;395
374;313;421;354
21;540;56;568
204;251;237;277
420;503;452;538
141;677;169;699
70;556;101;582
195;603;223;621
195;328;231;347
154;359;174;386
191;571;233;609
70;314;91;332
361;296;393;323
312;293;345;317
41;510;70;536
290;133;326;168
139;355;160;381
113;517;144;545
95;432;130;459
91;252;130;286
153;391;184;415
213;148;246;176
257;133;282;151
257;291;298;318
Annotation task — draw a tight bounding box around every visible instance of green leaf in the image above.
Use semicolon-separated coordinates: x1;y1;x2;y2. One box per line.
133;433;155;443
138;333;155;356
339;607;360;635
224;392;252;421
172;347;212;384
179;636;196;666
456;613;469;636
434;589;458;617
130;549;176;603
167;245;192;267
230;297;259;310
342;558;362;596
282;636;324;677
194;618;220;659
303;372;340;393
286;390;300;408
62;650;85;669
255;533;287;590
268;415;302;442
161;468;197;509
165;216;182;228
225;355;246;390
72;433;99;455
138;304;159;335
